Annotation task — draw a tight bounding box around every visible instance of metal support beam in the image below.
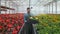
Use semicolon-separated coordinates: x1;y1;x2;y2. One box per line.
47;5;49;13
53;0;57;14
29;0;30;7
52;2;53;14
45;5;48;14
49;4;50;14
44;0;57;6
0;0;1;14
5;0;7;14
55;1;57;14
44;1;54;6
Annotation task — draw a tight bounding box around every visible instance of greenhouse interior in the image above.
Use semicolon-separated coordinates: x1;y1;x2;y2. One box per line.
0;0;60;34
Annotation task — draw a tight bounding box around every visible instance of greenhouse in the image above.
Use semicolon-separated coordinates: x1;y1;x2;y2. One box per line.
0;0;60;34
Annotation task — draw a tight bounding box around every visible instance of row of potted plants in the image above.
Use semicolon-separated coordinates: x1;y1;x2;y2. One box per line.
0;14;24;34
32;14;60;34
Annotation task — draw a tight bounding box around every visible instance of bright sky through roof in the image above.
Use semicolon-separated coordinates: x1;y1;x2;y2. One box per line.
1;0;60;15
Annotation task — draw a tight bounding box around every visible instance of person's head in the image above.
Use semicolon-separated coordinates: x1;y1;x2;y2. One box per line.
27;7;30;14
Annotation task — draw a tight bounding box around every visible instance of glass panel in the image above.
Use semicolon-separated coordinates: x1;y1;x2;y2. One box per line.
57;1;60;14
50;3;52;14
0;0;60;14
1;1;6;6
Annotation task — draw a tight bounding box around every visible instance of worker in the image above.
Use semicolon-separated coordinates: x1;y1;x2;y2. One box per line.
24;7;31;22
19;7;34;34
19;7;38;34
24;7;34;34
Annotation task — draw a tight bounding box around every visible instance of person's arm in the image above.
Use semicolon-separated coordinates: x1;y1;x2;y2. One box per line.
24;13;29;22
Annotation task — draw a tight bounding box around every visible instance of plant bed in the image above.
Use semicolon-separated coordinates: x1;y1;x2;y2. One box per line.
0;14;24;34
32;14;60;34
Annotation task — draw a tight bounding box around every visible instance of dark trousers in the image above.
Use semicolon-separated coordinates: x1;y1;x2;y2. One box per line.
19;22;34;34
19;19;38;34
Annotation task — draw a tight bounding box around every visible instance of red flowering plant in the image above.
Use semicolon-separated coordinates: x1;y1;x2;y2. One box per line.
0;14;24;34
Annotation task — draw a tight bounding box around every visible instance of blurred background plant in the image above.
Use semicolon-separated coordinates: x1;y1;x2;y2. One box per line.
31;14;60;34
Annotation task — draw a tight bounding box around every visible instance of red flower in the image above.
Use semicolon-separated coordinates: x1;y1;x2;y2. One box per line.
16;21;18;23
7;24;13;28
6;33;8;34
16;26;21;30
12;19;15;22
7;28;11;31
6;19;10;23
12;21;15;24
0;17;2;20
0;20;2;22
12;29;18;34
2;19;5;23
0;26;3;29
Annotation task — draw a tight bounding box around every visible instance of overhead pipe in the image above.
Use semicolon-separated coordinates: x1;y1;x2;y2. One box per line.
0;8;7;11
0;6;15;10
43;0;57;6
